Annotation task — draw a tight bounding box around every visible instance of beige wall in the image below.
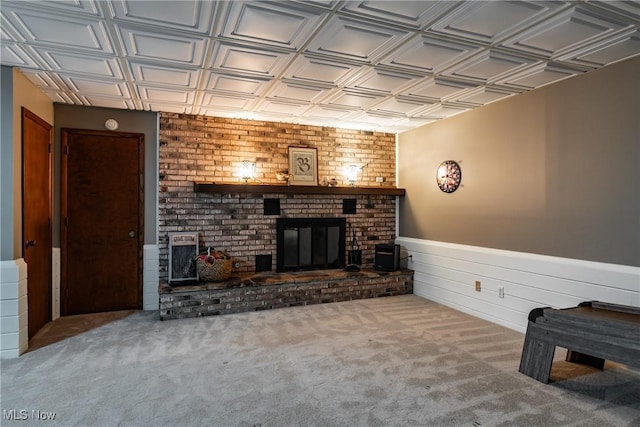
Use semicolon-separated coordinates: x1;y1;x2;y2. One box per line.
398;56;640;267
0;68;54;358
11;69;54;258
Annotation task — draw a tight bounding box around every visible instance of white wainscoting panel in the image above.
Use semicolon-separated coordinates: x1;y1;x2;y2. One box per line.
396;237;640;333
143;244;160;311
0;259;28;359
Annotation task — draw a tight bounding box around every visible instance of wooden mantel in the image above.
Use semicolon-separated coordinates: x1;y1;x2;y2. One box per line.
194;182;406;196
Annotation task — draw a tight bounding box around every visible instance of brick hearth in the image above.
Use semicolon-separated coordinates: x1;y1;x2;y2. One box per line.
159;269;413;320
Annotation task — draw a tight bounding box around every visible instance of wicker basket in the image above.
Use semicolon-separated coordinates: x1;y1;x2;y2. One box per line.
196;257;232;282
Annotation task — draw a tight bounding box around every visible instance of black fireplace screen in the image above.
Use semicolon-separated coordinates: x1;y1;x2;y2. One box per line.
276;218;346;272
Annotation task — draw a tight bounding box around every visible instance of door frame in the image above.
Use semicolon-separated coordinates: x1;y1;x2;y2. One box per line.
60;128;144;315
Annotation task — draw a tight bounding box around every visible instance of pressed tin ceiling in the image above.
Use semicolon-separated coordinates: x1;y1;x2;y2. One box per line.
1;0;639;133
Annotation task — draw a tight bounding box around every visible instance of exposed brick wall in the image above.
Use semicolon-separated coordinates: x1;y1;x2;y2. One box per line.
159;113;398;280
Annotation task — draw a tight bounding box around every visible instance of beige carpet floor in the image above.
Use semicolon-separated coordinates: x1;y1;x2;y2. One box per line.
1;295;638;426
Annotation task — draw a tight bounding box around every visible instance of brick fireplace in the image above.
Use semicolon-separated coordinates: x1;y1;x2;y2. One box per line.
159;113;399;278
157;113;411;319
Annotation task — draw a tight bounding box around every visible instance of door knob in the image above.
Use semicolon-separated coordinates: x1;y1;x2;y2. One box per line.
25;240;36;248
128;231;136;238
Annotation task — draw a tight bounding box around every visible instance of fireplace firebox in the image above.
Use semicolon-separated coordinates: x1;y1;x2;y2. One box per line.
276;218;346;272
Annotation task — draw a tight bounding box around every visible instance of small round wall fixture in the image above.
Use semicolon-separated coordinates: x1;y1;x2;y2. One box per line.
104;118;119;131
436;160;462;193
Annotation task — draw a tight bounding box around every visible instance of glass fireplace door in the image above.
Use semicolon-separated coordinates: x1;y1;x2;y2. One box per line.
277;218;345;272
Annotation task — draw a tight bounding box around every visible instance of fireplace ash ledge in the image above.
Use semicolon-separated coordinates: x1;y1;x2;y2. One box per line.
158;268;414;320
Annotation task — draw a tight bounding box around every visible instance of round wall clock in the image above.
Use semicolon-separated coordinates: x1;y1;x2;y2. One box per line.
436;160;462;193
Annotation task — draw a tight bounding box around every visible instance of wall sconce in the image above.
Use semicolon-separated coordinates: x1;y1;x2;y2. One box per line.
238;160;256;183
344;164;366;187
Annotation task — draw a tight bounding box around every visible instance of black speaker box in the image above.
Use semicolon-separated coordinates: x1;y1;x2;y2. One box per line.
375;244;400;272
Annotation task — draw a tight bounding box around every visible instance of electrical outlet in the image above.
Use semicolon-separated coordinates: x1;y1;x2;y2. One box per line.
475;281;481;292
375;176;385;183
498;286;504;298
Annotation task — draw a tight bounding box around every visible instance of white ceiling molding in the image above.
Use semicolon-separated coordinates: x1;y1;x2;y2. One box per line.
204;73;270;96
110;0;216;35
283;55;361;86
117;25;208;65
201;92;255;111
337;1;456;30
427;1;567;45
378;34;484;75
302;15;411;63
558;29;640;67
220;1;327;50
267;80;333;103
3;7;113;53
499;62;582;89
399;77;475;102
130;62;199;89
441;50;540;84
499;5;635;58
455;87;519;106
1;0;638;134
1;43;40;68
37;48;125;79
209;41;294;77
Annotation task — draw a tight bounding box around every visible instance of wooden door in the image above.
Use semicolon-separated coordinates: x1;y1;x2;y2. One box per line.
61;129;144;315
22;108;53;338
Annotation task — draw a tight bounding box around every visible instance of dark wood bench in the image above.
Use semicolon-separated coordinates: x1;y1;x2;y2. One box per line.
519;301;640;383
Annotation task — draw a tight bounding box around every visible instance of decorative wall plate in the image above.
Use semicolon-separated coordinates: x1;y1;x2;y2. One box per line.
436;160;462;193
